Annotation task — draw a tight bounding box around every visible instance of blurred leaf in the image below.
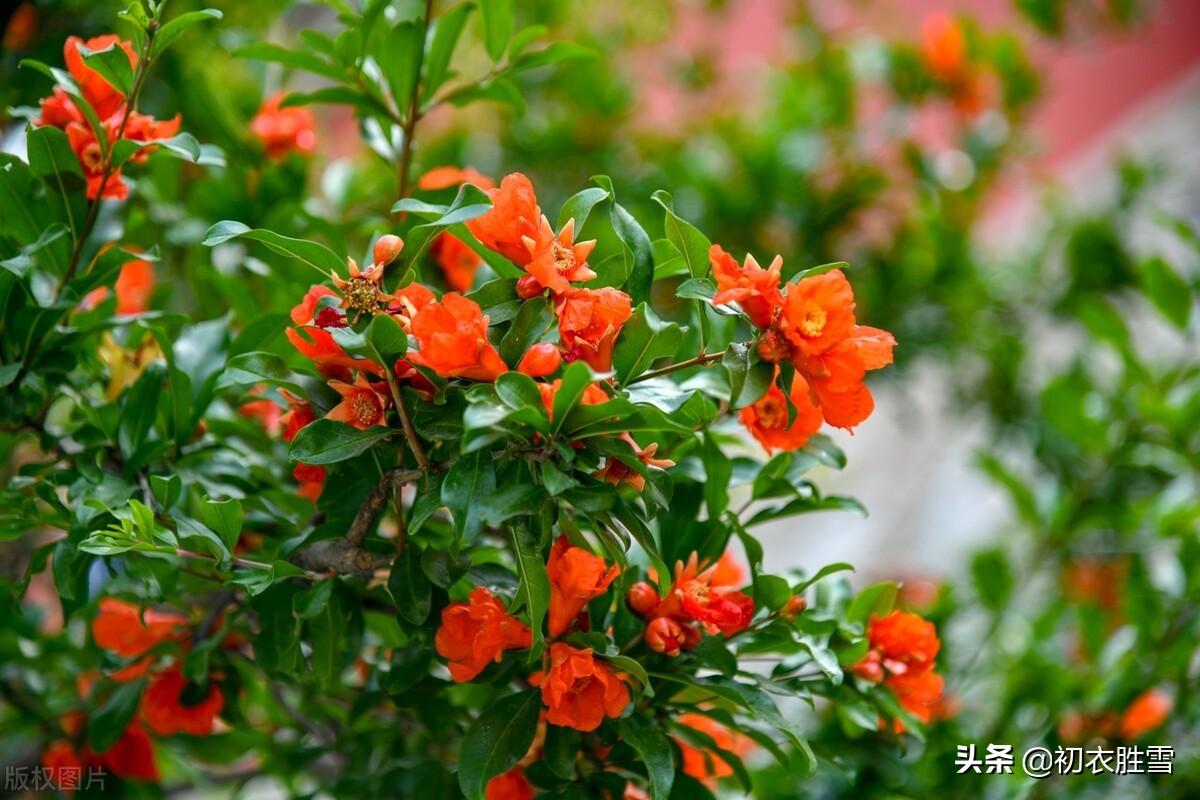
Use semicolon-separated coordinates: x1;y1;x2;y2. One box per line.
1139;256;1191;329
203;222;343;276
478;0;514;61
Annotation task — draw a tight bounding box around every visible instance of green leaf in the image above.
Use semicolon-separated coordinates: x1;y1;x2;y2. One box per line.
293;579;333;619
510;41;595;72
219;351;306;395
389;546;433;626
232;41;345;82
367;312;408;362
118;362;165;461
499;297;553;366
77;42;134;95
722;342;772;409
593;176;653;304
87;679;146;753
152;9;224;59
478;0;514;61
458;689;542;800
441;451;496;543
202;221;344;276
552;361;597;432
652;190;711;279
847;581;898;625
542;725;580;780
289;419;393;464
26;125;84;185
510;526;550;652
791;260;850;282
612;303;683;384
618;716;675;800
557;186;610;233
379;21;423;109
307;589;345;687
198;497;243;555
700;432;731;518
423;2;473;101
970;547;1013;612
1139;256;1191;329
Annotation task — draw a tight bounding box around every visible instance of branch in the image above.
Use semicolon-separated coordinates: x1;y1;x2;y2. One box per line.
629;349;727;384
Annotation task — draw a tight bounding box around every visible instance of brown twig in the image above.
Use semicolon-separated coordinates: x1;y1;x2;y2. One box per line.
628;349;727;384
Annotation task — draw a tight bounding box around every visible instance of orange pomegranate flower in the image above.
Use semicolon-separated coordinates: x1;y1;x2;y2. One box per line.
92;598;187;663
886;669;945;728
555;287;633;373
710;551;746;589
537;643;630;732
113;258;155;314
419;165;496;191
710;245;784;330
740;374;823;453
238;386;282;436
796;324;896;430
141;666;224;736
780;270;857;359
538;379;608;419
333;258;394;322
291;284;343;327
675;713;753;785
121;110;182;161
465;172;541;266
653;554;755;637
286;326;385;380
594;434;674;493
389;281;437;331
66;119;127;200
863;611;940;676
520;216;597;295
546;536;620;638
920;14;967;82
64;35;137;118
409;293;508;381
486;766;533;800
44;720;160;787
279;389;315;443
293;462;326;503
431;232;484;292
250;92;317;159
435;587;532;682
325;373;390;430
1120;689;1172;739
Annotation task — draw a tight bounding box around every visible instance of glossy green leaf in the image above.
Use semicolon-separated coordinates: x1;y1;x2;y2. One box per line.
458;689;541;800
289;420;393;464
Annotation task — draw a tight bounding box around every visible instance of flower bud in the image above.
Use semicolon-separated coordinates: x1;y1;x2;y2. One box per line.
852;650;884;683
373;234;405;267
626;582;660;616
516;274;545;300
645;617;686;656
756;329;791;363
517;343;562;378
780;595;807;620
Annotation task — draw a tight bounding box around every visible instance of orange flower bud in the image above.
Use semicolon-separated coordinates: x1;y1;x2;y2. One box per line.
626;582;660;616
373;234;405;267
516;343;561;378
645;617;687;656
546;536;620;638
516;274;545;299
781;595;807;620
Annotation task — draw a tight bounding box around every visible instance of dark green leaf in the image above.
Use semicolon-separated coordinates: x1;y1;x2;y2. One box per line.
458;689;541;800
87;679;146;753
618;715;675;800
613;303;683;384
289;419;393;464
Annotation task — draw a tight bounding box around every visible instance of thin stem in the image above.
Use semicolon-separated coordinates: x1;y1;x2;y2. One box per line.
12;24;156;391
394;0;435;204
174;548;330;582
383;365;429;469
629;349;727;384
